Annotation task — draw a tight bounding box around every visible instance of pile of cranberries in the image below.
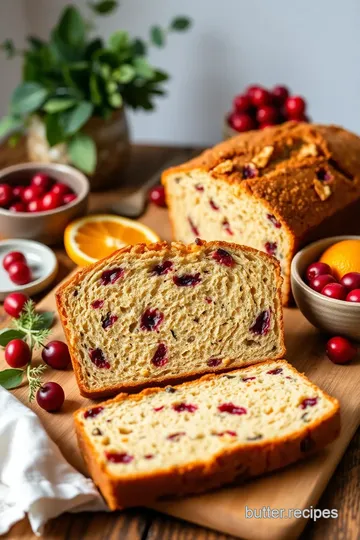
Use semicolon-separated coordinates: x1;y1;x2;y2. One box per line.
227;85;309;133
0;173;77;213
2;250;33;285
305;262;360;303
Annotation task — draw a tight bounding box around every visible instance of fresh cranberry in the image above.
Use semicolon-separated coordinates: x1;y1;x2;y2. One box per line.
100;268;124;285
222;219;234;235
9;202;26;212
36;382;65;412
167;432;186;441
214;430;237;437
246;85;263;99
151;343;168;367
251;88;272;107
260;122;276;129
340;272;360;291
207;358;222;367
8;262;32;285
209;198;220;211
188;217;199;236
242;164;258;178
152;260;173;276
218;402;247;415
346;289;360;303
149;185;166;207
42;191;63;211
233;94;252;112
63;193;77;205
267;214;281;228
173;273;201;287
12;186;24;200
27;199;43;213
140;308;164;331
31;173;51;191
309;274;336;293
172;402;198;413
51;182;71;196
3;251;26;271
212;248;235;267
230;113;256;132
306;262;332;282
153;406;165;412
102;313;118;330
84;406;104;419
256;106;278;124
42;340;71;370
250;309;271;335
195;184;204;192
5;339;31;368
0;184;13;206
285;96;306;118
89;348;110;369
267;367;283;375
321;283;347;301
22;185;43;204
326;336;357;364
265;241;277;256
300;397;318;409
91;299;104;309
3;292;29;318
105;451;133;464
271;85;289;105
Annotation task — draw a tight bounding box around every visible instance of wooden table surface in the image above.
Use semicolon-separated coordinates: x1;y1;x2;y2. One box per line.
1;140;359;540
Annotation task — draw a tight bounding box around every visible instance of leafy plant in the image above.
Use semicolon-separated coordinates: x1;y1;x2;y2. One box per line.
0;1;191;173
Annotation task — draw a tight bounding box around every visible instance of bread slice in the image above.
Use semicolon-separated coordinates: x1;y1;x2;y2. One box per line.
74;359;340;509
56;240;285;398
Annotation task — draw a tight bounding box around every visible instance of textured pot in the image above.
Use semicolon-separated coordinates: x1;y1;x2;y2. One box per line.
26;109;131;191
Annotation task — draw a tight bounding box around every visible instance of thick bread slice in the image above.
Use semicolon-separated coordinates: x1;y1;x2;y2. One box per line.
56;240;285;398
74;359;340;509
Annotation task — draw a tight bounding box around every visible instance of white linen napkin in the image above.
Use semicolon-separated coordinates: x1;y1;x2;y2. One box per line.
0;387;107;536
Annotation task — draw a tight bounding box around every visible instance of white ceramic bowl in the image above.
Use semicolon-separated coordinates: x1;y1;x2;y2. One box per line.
291;236;360;341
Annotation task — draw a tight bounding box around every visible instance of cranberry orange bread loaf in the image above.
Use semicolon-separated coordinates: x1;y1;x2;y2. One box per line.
56;240;284;398
162;122;360;304
74;359;340;509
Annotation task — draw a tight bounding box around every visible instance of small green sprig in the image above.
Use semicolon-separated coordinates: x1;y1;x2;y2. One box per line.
27;364;47;402
13;300;53;350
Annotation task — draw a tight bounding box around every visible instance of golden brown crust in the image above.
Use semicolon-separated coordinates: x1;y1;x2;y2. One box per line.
74;360;341;510
56;240;285;399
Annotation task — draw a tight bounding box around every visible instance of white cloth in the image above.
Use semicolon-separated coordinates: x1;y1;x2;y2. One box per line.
0;387;107;536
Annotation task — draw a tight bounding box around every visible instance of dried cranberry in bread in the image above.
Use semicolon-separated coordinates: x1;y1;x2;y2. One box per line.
74;360;340;509
162;122;360;304
56;240;284;398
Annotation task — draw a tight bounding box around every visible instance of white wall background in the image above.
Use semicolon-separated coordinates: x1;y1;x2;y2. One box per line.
1;0;360;145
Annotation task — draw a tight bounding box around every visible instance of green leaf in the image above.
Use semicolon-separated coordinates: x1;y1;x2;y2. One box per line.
45;113;65;147
61;101;93;135
0;115;23;138
100;64;111;80
57;6;86;46
27;36;45;50
33;311;54;330
11;82;48;115
50;28;84;62
0;329;26;347
90;74;102;105
43;98;77;113
109;31;129;52
113;64;135;84
170;17;192;31
89;0;118;15
150;26;165;47
133;57;155;80
109;93;123;108
132;39;147;56
85;38;104;60
152;69;169;83
68;133;97;174
106;81;118;94
0;368;24;390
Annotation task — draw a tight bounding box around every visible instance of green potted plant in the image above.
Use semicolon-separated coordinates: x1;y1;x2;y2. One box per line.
0;1;191;190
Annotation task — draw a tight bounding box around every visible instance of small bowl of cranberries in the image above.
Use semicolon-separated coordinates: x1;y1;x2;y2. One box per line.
291;236;360;341
0;162;89;245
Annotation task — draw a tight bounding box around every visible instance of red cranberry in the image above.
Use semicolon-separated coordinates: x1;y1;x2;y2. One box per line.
100;268;124;285
233;94;252;112
105;451;133;464
250;309;271;335
89;348;110;369
246;85;263;99
222;219;234;235
12;186;24;200
8;262;32;285
300;397;318;409
242;376;256;382
36;382;65;412
0;184;13;206
42;192;63;211
152;260;173;276
242;164;258;178
205;297;212;304
321;283;347;301
102;313;118;330
215;430;237;437
207;358;222;367
173;273;201;287
326;336;357;364
309;274;336;293
154;406;165;412
251;88;272;107
346;289;360;303
256;106;278;124
27;199;43;213
91;299;104;309
212;248;235;267
172;402;198;413
267;214;282;228
140;308;164;331
5;339;31;368
31;173;51;191
209;198;220;211
151;343;168;367
3;292;29;318
84;406;104;419
267;367;283;375
144;454;154;459
167;432;186;441
340;272;360;291
9;202;27;212
230;113;256;132
188;217;199;236
3;251;26;271
195;184;204;192
22;185;43;203
51;182;70;196
42;340;71;370
149;185;166;207
285;96;306;118
271;85;289;105
63;193;77;205
265;241;277;256
306;262;332;282
218;402;247;415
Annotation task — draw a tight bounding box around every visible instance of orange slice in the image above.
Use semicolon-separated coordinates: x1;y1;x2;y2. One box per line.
64;214;160;266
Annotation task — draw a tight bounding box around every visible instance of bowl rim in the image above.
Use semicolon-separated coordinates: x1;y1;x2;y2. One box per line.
0;162;89;217
291;235;360;308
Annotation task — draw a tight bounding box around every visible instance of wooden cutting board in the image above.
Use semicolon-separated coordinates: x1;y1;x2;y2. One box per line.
1;207;359;540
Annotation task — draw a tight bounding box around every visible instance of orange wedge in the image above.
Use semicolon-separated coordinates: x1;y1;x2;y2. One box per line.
64;214;160;266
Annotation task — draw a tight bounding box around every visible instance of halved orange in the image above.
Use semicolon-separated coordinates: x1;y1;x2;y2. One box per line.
64;214;160;266
320;239;360;279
